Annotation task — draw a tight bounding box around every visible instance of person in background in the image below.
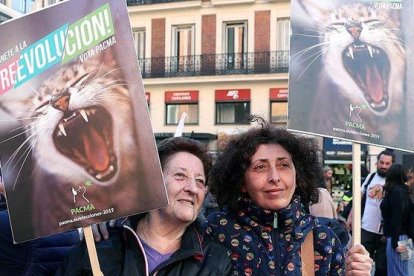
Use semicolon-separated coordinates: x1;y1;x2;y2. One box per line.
310;167;337;219
347;149;395;276
323;166;334;193
205;117;372;275
0;172;80;275
407;169;414;202
309;167;351;251
57;137;232;275
380;164;411;276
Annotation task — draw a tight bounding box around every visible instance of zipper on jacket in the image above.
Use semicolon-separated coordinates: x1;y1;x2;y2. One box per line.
272;212;282;274
123;225;150;276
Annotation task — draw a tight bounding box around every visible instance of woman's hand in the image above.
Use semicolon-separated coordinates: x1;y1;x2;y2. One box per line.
345;244;373;276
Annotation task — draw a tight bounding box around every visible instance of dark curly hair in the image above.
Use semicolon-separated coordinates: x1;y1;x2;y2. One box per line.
209;117;320;211
383;164;407;193
157;137;212;185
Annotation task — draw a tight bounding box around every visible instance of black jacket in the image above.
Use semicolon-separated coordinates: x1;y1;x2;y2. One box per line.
56;215;231;276
380;184;410;249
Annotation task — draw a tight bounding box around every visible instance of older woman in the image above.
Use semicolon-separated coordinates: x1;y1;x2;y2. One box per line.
57;137;231;275
380;164;411;275
205;118;372;275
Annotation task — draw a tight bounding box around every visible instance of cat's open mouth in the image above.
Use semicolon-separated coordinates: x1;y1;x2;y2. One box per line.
53;106;117;182
342;43;390;112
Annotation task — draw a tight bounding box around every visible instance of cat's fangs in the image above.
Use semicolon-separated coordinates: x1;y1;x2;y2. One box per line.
96;165;115;180
79;109;89;122
58;123;67;136
348;46;354;59
367;45;373;58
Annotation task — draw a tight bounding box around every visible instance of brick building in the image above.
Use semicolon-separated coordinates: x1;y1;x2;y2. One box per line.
127;0;290;149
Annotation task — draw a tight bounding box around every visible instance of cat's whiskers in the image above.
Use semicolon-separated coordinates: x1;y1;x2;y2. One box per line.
11;134;42;190
89;67;122;86
292;41;329;59
100;81;131;92
5;125;42;168
4;116;41;121
297;48;328;81
2;123;38;145
292;33;324;39
300;48;328;64
95;94;130;103
381;37;406;48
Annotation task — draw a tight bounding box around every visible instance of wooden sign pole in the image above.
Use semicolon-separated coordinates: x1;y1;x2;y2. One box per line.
83;225;103;276
352;143;362;245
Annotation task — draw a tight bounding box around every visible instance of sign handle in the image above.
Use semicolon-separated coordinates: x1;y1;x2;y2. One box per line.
83;226;103;276
174;112;187;137
352;142;362;245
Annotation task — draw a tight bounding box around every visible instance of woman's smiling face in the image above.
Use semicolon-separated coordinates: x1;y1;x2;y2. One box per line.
161;151;207;224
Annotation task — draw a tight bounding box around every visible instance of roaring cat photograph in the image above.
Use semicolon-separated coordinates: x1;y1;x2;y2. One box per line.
0;0;167;242
288;0;412;151
0;47;167;241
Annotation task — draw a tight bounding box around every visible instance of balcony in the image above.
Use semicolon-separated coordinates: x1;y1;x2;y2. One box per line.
138;51;289;79
127;0;192;5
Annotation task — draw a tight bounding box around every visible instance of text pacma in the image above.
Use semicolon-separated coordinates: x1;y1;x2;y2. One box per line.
0;3;115;95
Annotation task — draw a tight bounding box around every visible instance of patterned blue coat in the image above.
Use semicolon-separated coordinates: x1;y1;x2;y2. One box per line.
205;196;345;275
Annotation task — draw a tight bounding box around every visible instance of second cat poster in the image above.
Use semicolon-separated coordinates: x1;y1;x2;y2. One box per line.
0;0;168;242
288;0;413;152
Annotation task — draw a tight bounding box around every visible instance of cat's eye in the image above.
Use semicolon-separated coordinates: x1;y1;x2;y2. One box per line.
364;19;384;29
71;73;91;87
328;23;345;32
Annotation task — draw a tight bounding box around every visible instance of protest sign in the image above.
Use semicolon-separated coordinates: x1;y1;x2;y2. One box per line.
288;0;412;152
0;0;168;242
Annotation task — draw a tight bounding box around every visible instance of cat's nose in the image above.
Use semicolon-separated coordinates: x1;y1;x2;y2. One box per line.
52;93;70;112
347;26;362;39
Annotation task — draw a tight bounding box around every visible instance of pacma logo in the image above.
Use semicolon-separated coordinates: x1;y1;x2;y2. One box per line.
227;90;239;99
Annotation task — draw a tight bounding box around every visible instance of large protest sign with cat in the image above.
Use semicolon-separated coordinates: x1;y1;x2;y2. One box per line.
0;0;168;242
288;0;413;152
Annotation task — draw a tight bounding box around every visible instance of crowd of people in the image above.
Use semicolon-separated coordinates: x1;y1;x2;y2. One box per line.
3;116;414;275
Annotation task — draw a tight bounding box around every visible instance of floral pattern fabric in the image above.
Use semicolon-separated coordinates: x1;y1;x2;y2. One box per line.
205;196;345;275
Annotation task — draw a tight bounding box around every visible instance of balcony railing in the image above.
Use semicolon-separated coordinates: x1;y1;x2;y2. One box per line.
138;51;289;79
127;0;191;5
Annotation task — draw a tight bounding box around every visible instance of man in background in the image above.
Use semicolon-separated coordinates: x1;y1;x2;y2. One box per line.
347;150;395;276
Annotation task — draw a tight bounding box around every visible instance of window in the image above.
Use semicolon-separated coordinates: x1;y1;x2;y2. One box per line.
12;0;33;13
171;25;195;72
224;22;247;70
166;104;198;125
276;18;290;67
216;102;250;124
270;102;288;125
165;91;199;125
47;0;58;5
132;29;145;60
215;89;250;124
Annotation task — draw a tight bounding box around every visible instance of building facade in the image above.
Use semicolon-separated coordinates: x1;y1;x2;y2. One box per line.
127;0;290;149
0;0;23;23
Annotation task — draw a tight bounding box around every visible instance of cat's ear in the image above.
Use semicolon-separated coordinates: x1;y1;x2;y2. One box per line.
294;0;337;22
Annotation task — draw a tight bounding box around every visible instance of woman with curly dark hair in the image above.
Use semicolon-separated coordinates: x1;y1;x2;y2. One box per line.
205;116;372;275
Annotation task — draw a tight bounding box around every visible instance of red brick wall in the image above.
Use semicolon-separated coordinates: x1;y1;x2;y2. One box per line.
202;14;216;55
254;11;270;53
152;18;165;58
